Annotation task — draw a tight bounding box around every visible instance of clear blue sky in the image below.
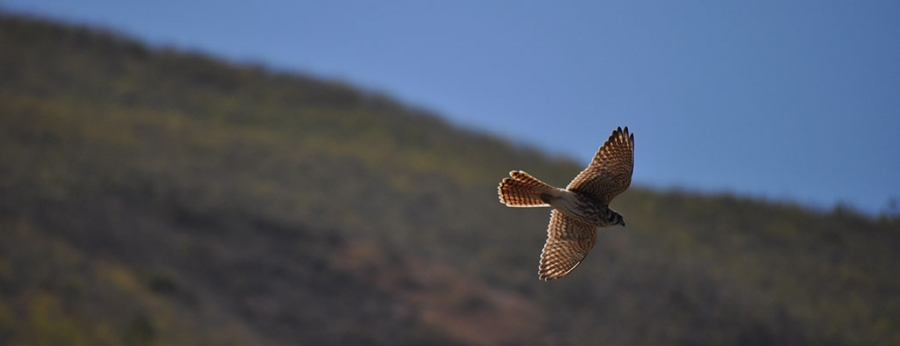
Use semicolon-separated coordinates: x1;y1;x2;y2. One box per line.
4;1;899;214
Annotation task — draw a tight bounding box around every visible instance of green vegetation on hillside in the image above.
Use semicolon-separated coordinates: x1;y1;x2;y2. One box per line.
1;12;898;346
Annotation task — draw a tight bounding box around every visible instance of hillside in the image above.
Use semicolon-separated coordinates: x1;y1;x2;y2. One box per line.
1;12;899;346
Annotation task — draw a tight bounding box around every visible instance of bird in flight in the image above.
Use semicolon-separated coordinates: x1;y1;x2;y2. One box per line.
498;127;634;280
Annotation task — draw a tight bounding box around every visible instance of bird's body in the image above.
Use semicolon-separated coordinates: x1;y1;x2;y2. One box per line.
548;189;623;227
498;127;634;280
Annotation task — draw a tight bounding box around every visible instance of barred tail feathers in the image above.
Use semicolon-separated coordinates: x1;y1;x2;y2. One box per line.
498;170;557;207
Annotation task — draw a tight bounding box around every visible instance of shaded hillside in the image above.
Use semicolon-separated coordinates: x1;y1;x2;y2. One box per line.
1;12;898;346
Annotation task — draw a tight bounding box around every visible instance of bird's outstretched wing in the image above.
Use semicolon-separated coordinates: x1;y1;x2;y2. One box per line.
539;209;598;280
566;126;634;205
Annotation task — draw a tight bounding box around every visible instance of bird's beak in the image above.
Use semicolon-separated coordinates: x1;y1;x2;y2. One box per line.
621;222;626;227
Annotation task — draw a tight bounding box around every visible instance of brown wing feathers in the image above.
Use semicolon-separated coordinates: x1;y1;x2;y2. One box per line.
566;126;634;205
538;210;598;280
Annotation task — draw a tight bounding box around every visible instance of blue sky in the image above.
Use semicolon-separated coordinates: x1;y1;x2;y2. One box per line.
3;1;899;214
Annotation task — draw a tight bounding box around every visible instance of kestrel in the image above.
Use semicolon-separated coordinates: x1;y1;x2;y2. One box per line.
498;127;634;280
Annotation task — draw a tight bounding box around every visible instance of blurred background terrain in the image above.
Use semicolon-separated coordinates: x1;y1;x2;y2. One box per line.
1;11;899;346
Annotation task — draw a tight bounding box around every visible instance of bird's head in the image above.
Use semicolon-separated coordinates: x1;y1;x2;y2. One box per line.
609;210;626;227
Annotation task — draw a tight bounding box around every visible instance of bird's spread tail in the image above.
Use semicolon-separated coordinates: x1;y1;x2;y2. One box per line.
498;171;557;207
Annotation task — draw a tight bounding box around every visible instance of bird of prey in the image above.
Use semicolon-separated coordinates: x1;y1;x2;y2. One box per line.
498;127;634;280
